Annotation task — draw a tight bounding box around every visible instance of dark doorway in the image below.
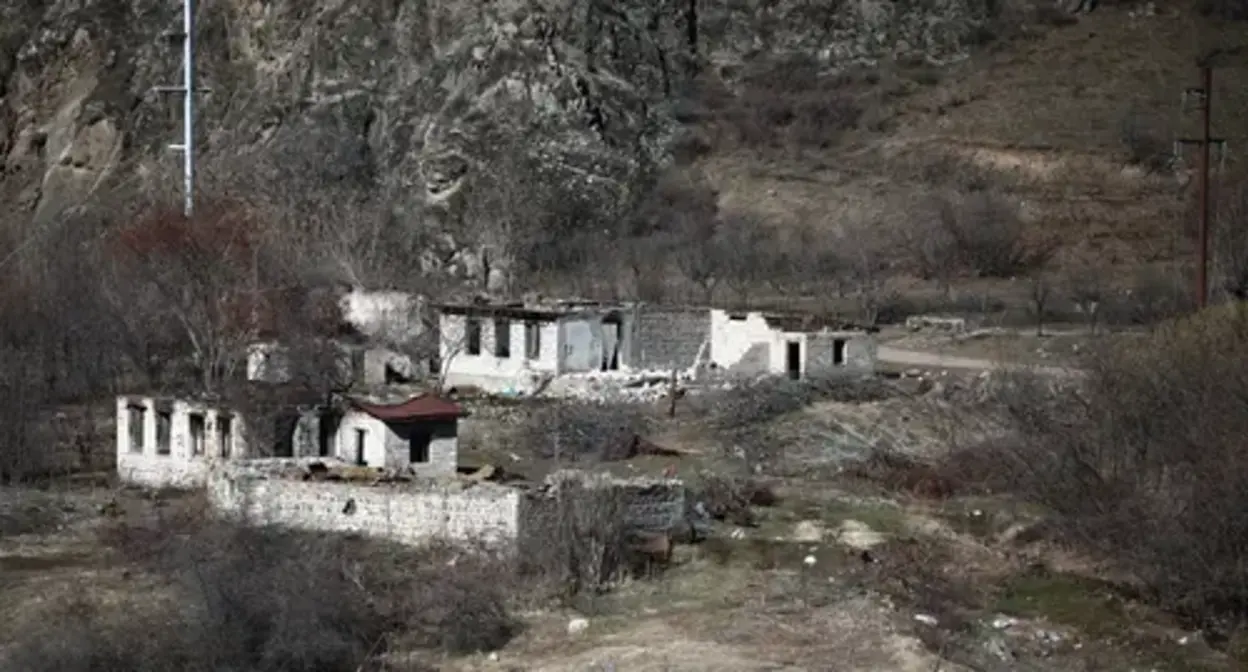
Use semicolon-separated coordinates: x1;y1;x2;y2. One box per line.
272;415;298;457
833;339;847;365
317;411;339;458
602;313;624;371
354;429;367;466
409;426;432;464
786;341;801;380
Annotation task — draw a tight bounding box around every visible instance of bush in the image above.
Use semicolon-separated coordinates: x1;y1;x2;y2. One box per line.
937;192;1052;278
514;402;653;462
9;516;519;671
944;307;1248;628
693;375;896;471
1197;0;1248;19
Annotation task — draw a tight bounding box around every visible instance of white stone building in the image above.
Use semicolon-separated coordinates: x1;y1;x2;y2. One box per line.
436;300;639;394
709;309;876;379
116;391;463;489
332;395;462;476
116;395;248;489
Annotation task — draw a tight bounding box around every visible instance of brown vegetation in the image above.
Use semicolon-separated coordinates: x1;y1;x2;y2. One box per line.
8;508;518;671
889;307;1248;634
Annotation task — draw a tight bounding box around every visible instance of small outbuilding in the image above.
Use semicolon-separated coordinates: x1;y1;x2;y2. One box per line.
333;394;463;476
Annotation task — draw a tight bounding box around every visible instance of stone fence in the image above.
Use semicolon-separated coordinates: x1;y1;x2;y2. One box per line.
206;459;686;550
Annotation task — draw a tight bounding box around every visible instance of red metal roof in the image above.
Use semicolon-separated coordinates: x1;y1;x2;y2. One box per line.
350;394;463;422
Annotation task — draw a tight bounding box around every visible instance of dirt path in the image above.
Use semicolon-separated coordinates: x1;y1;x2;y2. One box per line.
876;345;1077;376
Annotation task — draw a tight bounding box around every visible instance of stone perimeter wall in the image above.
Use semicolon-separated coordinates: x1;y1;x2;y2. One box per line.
209;472;524;547
206;464;687;549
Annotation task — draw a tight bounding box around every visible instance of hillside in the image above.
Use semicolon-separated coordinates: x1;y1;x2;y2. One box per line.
0;0;1245;300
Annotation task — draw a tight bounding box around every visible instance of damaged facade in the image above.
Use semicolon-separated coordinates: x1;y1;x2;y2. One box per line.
709;309;876;379
115;390;463;489
437;300;639;394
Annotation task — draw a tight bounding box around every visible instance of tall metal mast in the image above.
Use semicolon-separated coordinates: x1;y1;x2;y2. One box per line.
154;0;201;217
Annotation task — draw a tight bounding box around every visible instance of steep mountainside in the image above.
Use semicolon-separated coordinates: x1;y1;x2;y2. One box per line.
0;0;993;232
1;0;1244;291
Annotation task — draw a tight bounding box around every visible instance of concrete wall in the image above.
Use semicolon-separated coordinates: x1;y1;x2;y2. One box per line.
334;411;389;467
340;289;426;345
710;310;783;375
559;317;600;372
439;313;562;393
116;396;247;489
634;307;709;371
210;469;523;547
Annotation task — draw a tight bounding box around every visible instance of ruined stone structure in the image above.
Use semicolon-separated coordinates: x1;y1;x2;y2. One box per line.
709;309;877;379
115;391;463;489
208;459;686;549
633;306;711;372
437;300;639;395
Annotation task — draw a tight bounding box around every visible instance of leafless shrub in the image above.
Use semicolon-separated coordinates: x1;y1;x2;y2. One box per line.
940;309;1248;628
12;513;518;671
1197;0;1248;20
518;480;630;601
1119;108;1173;173
1104;266;1194;327
514;402;652;463
690;473;779;526
842;448;959;499
1065;263;1108;333
694;376;896;471
930;192;1052;279
1027;270;1055;336
1212;182;1248;301
713;54;863;150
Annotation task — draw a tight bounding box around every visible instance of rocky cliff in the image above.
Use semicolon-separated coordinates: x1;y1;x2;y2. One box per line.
0;0;995;247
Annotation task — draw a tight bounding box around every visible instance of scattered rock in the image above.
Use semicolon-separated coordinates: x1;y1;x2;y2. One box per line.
792;519;825;542
835;519;886;551
567;617;590;636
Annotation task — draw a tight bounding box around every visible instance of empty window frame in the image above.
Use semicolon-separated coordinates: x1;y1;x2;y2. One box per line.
524;321;541;360
189;414;206;456
218;415;234;458
465;318;482;356
127;404;146;453
494;319;511;358
155;410;172;456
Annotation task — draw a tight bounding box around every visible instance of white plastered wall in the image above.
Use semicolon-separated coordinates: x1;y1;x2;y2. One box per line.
115;396;247;489
439;312;562;393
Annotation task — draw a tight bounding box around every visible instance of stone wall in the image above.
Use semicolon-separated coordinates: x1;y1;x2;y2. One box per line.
205;462;687;550
209;464;523;547
543;470;686;533
634;306;709;371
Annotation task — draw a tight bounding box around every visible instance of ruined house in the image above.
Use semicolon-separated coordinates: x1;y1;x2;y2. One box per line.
115;389;463;489
436;299;640;394
709;309;877;379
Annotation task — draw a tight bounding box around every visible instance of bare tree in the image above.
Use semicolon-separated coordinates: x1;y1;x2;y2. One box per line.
1065;263;1107;334
935;192;1052;279
1213;181;1248;301
1028;270;1054;337
718;212;771;308
105;200;269;392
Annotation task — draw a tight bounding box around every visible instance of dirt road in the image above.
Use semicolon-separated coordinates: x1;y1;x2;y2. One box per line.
876;345;1077;377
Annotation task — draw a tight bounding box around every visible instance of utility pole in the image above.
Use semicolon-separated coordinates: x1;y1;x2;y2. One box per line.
153;0;206;217
1177;67;1219;308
